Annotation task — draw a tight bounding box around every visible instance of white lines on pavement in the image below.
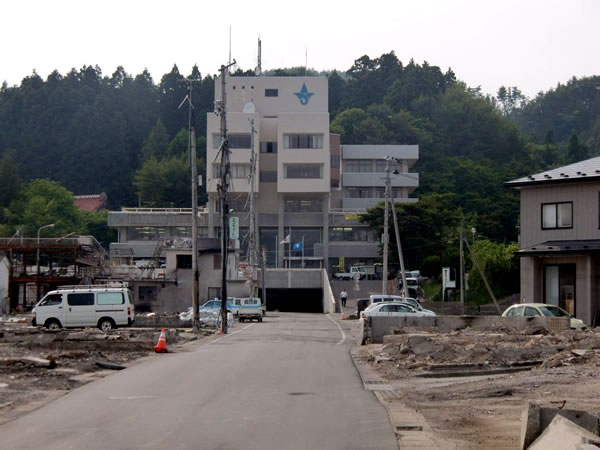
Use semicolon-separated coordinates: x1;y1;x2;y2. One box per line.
109;395;158;400
326;314;346;345
210;323;254;344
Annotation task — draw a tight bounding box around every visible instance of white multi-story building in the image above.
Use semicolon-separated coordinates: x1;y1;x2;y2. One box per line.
205;76;419;273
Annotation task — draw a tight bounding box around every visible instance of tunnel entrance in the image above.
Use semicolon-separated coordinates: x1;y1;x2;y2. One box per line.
265;289;323;313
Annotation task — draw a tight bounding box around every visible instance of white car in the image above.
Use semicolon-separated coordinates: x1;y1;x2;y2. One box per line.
361;302;435;319
501;303;586;330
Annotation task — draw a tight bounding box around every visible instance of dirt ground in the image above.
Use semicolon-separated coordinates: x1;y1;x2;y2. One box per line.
354;326;600;449
0;318;211;426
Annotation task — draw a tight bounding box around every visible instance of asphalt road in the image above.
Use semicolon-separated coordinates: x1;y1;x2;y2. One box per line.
0;313;397;450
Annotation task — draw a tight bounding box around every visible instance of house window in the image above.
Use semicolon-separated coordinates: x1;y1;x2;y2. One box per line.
375;160;401;173
265;89;278;97
544;264;576;315
213;254;221;270
260;142;278;153
345;160;372;173
283;135;323;149
176;254;192;269
231;165;250;179
542;202;572;229
284;164;323;179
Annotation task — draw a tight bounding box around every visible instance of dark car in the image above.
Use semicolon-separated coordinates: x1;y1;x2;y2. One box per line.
356;298;370;317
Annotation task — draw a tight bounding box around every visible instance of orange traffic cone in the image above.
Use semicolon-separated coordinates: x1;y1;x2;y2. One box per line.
154;328;168;353
341;311;346;320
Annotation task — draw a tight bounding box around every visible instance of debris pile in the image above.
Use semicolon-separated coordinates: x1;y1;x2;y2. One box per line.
368;329;600;378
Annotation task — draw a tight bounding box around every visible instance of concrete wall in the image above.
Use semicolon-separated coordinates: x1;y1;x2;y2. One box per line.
322;269;336;314
368;316;570;344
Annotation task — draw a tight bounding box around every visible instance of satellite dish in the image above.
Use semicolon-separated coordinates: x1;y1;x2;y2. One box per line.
242;101;256;113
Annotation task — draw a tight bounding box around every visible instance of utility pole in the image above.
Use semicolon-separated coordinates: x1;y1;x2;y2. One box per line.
179;78;201;331
389;190;408;296
248;119;258;297
382;167;390;295
216;60;236;334
459;220;465;309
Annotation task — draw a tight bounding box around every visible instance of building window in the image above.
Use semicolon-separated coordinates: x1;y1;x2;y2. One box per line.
265;89;278;97
375;160;401;173
212;134;251;149
260;142;278;153
542;202;573;229
331;155;340;169
213;254;221;270
176;254;192;269
284;164;323;179
284;135;323;149
329;227;370;241
215;198;250;213
212;164;250;179
172;227;192;238
347;188;371;199
260;171;277;182
129;226;168;241
345;160;372;173
285;199;323;212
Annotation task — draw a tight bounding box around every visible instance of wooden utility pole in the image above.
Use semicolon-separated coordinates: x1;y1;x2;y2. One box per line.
459;220;464;309
217;60;236;334
382;168;390;295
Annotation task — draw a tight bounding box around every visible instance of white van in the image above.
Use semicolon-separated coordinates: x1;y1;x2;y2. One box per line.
32;285;135;331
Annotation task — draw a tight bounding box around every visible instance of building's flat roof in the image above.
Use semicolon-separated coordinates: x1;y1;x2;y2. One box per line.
506;156;600;188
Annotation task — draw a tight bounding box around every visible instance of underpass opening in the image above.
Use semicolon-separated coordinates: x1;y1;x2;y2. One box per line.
266;289;323;313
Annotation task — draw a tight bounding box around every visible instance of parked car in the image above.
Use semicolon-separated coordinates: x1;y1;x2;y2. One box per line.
397;297;436;315
200;299;240;315
361;302;434;319
32;285;134;331
501;303;586;330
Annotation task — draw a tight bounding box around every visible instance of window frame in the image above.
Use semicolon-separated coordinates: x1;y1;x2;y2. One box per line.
541;201;573;230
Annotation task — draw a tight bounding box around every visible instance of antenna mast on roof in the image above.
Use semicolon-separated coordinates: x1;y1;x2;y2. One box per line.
256;36;262;76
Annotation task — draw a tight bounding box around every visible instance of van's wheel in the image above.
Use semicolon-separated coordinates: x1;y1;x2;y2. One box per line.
239;318;244;323
45;319;62;330
258;317;263;322
98;318;115;332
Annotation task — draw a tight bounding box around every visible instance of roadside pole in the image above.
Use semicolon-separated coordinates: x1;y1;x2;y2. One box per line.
382;169;390;295
459;221;464;311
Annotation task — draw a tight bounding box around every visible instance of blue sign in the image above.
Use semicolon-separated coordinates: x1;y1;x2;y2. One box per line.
294;83;314;105
292;241;304;250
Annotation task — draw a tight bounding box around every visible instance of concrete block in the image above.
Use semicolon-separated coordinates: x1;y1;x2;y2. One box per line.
528;415;600;450
521;401;600;449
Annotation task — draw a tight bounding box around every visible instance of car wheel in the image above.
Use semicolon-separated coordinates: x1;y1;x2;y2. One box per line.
240;318;244;323
98;318;115;332
45;319;62;330
258;317;263;322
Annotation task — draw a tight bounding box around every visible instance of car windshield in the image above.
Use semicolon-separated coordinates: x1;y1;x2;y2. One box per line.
539;306;570;317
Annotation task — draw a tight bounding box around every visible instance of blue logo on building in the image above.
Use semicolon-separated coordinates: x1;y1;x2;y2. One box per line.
294;83;314;105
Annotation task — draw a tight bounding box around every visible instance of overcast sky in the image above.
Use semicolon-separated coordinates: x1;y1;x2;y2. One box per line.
2;0;599;98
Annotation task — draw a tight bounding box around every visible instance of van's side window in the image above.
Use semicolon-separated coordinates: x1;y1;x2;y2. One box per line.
97;292;124;305
40;294;62;306
67;293;95;306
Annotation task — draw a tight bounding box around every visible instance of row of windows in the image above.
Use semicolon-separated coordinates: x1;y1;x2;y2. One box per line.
284;164;323;179
212;135;324;151
43;292;124;306
128;226;208;241
329;227;372;242
284;199;323;212
344;160;402;173
345;188;404;199
284;135;323;149
212;164;251;180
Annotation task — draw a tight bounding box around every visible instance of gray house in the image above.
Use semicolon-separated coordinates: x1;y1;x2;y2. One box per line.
506;157;600;326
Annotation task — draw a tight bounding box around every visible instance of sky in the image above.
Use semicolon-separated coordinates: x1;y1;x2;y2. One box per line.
2;0;599;98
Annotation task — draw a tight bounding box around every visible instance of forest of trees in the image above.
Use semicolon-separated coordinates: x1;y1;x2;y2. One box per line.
1;51;599;291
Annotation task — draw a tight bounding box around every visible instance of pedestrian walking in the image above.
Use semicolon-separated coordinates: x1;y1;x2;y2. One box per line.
340;289;348;308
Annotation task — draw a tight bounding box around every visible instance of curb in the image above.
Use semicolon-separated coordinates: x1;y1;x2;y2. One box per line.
349;347;440;449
